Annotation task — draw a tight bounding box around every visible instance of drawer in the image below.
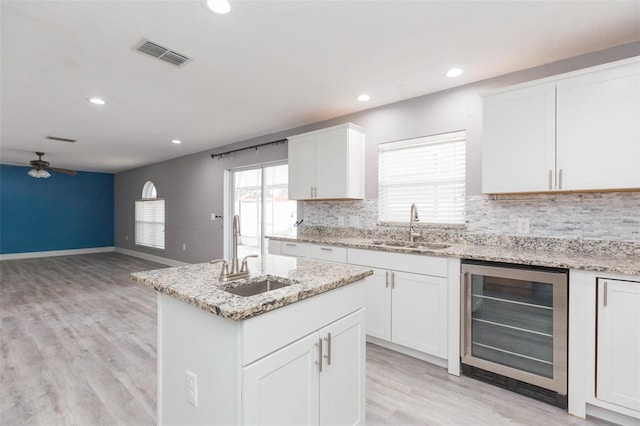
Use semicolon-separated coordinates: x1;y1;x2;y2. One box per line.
348;248;447;277
307;244;347;263
280;241;307;257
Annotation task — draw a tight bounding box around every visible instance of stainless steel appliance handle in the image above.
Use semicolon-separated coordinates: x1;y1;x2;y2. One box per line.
461;271;470;358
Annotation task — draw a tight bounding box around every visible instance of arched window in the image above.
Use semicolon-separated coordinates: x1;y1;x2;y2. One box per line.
142;181;157;199
135;181;165;249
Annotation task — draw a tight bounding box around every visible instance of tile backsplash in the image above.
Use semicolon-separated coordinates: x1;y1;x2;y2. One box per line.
302;191;640;242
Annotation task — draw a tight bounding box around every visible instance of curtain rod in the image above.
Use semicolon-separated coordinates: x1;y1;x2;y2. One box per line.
210;138;288;159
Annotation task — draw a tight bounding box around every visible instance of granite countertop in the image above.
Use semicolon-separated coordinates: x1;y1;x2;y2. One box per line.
131;255;373;321
268;235;640;276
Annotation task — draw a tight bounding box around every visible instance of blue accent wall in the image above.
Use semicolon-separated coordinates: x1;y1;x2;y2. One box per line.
0;165;114;254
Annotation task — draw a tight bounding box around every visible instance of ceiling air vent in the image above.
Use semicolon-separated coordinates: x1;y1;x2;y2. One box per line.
135;39;191;67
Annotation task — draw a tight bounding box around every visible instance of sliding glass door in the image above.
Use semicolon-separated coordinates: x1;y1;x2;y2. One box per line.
230;162;297;257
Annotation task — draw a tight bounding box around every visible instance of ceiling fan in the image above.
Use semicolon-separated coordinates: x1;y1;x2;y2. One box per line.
27;152;77;178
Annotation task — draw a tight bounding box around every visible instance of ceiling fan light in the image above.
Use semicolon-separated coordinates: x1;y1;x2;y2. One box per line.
28;168;39;178
40;169;51;178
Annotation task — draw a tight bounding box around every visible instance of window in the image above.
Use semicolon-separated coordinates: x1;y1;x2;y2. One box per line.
378;130;466;224
135;181;165;249
230;163;296;257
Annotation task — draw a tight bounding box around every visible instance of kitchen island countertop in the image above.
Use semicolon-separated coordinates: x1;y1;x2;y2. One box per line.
131;255;373;321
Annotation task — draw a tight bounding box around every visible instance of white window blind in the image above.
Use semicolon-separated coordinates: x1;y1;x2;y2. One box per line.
135;199;165;249
378;130;466;224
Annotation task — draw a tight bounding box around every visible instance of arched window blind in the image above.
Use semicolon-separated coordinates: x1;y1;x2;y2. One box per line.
378;130;466;224
135;181;165;249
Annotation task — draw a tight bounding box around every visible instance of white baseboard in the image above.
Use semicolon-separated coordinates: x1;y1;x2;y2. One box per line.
367;336;448;370
115;247;189;267
0;246;115;261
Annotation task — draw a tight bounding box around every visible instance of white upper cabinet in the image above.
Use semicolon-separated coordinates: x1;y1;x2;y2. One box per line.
483;57;640;194
483;83;556;193
288;123;365;200
557;62;640;191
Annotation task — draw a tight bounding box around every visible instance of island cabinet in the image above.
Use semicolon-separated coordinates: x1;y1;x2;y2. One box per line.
243;309;365;425
569;270;640;424
287;123;365;200
156;279;366;426
348;249;448;361
482;56;640;194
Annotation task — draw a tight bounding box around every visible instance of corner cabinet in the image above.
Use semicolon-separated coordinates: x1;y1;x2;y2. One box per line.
288;123;365;200
482;56;640;194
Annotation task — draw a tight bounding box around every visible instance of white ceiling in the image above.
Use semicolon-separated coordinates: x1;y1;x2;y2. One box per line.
1;1;639;174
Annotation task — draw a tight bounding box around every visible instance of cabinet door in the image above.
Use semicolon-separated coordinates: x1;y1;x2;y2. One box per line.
482;83;556;193
243;333;320;425
315;128;348;199
391;271;448;358
596;278;640;411
288;134;316;200
319;309;366;426
364;268;392;341
557;61;640;191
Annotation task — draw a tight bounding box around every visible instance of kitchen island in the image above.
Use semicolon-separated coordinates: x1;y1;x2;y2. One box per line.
132;255;373;426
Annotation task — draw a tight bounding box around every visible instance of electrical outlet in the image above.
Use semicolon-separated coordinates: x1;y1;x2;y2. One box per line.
349;215;360;227
338;216;345;226
182;243;186;251
211;213;216;221
517;218;530;234
125;235;128;241
186;370;198;407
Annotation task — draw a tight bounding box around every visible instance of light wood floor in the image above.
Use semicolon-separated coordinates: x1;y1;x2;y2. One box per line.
1;253;609;425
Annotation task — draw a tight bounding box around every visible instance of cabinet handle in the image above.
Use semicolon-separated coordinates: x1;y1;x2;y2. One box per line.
548;170;553;190
320;247;333;252
310;186;314;198
385;271;389;288
391;271;396;289
603;281;608;307
559;169;563;190
314;186;318;198
285;243;296;247
323;332;332;366
315;338;323;372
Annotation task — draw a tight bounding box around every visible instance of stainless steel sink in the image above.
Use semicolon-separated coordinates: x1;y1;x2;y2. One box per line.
224;277;297;297
371;240;450;250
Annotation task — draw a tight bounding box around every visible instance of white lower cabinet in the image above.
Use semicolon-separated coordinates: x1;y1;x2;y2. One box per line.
596;278;640;411
569;270;640;423
349;249;449;359
242;309;366;425
391;271;447;357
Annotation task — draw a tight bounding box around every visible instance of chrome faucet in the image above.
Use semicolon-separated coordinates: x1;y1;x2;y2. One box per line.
210;214;258;282
409;203;420;243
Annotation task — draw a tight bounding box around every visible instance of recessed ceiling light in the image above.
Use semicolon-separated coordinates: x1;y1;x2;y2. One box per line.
171;139;182;145
89;97;106;105
446;68;463;78
206;0;231;14
357;94;370;102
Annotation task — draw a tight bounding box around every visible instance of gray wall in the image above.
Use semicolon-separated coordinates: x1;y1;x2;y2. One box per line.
114;41;640;263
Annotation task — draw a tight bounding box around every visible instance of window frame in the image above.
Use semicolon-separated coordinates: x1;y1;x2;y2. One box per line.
135;181;165;250
377;130;466;226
